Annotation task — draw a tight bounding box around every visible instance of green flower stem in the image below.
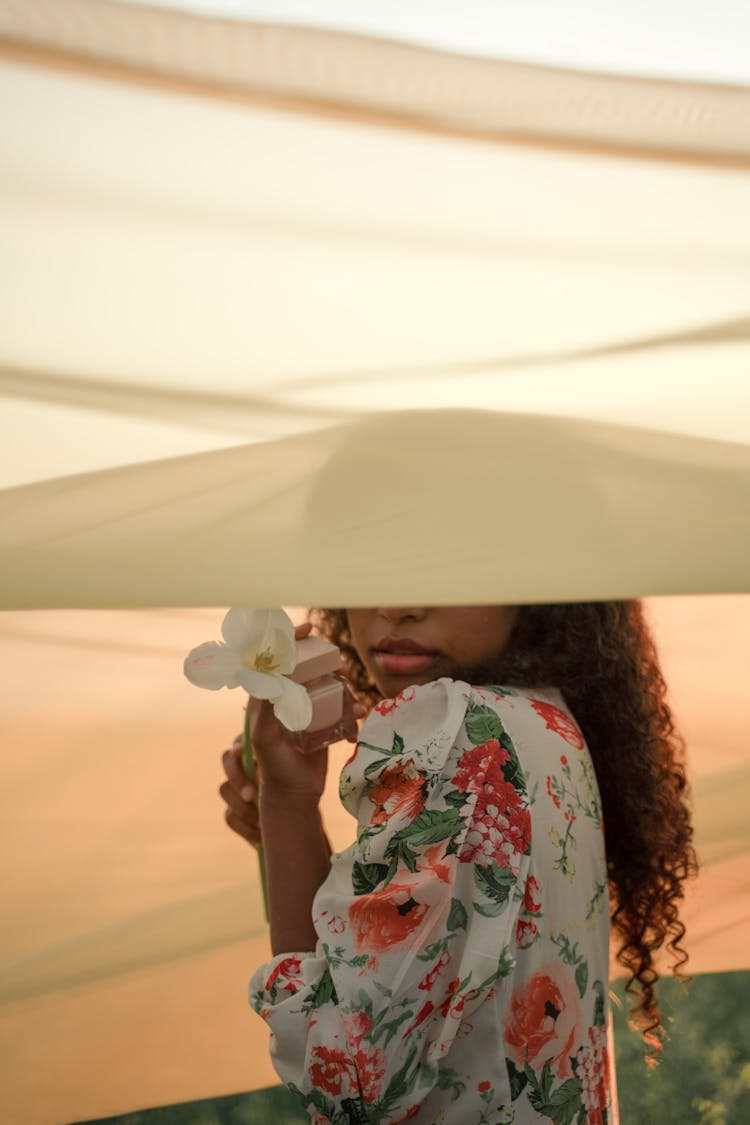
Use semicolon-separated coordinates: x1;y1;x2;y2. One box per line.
242;700;270;922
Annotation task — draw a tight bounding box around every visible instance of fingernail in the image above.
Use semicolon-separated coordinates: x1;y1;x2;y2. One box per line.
241;786;255;802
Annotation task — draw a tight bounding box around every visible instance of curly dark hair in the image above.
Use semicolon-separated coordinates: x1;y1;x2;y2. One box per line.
310;600;698;1058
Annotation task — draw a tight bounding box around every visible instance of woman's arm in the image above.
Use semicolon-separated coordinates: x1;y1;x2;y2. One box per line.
244;673;359;954
259;788;332;955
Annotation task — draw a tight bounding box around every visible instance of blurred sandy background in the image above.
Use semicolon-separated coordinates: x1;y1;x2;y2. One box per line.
0;598;748;1124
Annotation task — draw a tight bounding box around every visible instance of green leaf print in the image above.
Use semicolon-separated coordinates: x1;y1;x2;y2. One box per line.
397;807;465;846
498;730;527;793
506;1057;528;1101
474;861;517;912
485;684;518;698
383;837;419;876
525;1060;554;1103
447;897;468;932
340;1097;370;1124
593;978;606;1027
360;732;406;778
434;1063;467;1100
369;1006;415;1047
546;1078;585;1125
383;808;464;877
295;1085;343;1123
551;933;588;998
359;731;405;756
379;1044;418;1114
524;1063;584;1125
586;879;607;921
300;968;336;1014
444;788;469;809
352;861;390;895
464;701;505;744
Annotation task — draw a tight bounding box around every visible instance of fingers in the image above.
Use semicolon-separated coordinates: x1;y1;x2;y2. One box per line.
294;621;313;640
223;741;257;800
224;808;261;847
220;752;261;846
220;777;256;817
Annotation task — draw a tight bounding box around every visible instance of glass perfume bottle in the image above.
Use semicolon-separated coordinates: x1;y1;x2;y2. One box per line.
291;634;345;745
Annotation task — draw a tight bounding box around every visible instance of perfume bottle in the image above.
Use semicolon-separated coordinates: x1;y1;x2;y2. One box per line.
291;634;344;742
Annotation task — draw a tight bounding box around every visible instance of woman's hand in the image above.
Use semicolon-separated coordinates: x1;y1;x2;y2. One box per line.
219;620;363;845
220;733;262;846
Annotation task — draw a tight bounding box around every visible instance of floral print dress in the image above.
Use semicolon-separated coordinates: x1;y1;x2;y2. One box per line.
250;680;613;1124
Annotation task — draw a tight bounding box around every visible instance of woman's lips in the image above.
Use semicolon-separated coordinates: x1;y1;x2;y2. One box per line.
372;640;439;677
373;651;437;675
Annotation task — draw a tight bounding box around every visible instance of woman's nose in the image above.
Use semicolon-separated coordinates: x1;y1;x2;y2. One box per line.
376;607;427;624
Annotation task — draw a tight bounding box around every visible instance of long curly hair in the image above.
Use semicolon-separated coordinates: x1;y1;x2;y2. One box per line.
310;601;698;1057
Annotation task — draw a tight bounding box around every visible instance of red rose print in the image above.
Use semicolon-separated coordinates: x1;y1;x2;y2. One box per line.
326;914;345;935
265;955;304;998
451;739;509;796
374;685;416;716
515;918;539;949
523;874;542;914
421;843;455;884
308;1046;357;1097
349;881;429;953
403;999;435;1039
530;700;585;749
367;760;428;827
343;1009;372;1049
504;962;584;1079
353;1043;387;1103
451;739;531;867
576;1025;610;1122
477;1080;491;1093
458;782;531;869
439;977;469;1020
418;950;450;992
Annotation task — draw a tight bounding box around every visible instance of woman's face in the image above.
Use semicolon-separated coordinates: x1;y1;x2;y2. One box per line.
346;606;520;699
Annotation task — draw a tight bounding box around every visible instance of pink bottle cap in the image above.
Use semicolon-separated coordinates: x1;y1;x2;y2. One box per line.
290;635;341;684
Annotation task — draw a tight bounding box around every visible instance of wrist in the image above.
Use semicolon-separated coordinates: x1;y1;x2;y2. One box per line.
258;785;321;814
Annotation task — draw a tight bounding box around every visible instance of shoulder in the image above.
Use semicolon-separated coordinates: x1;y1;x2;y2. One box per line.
358;681;583;758
340;681;585;814
360;678;472;761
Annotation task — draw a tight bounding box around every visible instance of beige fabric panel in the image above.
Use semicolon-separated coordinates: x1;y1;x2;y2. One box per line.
1;0;749;160
2;410;749;609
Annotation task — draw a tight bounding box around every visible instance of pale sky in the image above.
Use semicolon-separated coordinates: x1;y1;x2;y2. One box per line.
122;0;750;84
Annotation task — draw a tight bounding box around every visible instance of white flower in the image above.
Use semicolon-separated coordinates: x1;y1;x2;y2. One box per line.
183;607;313;731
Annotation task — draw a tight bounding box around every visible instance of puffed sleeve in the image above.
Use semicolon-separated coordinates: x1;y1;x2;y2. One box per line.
249;679;533;1122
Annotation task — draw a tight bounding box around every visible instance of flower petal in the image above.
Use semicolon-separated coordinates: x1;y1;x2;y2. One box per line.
236;667;283;700
221;607;297;672
183;642;240;690
254;608;297;673
273;678;314;731
221;607;269;652
267;623;297;674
